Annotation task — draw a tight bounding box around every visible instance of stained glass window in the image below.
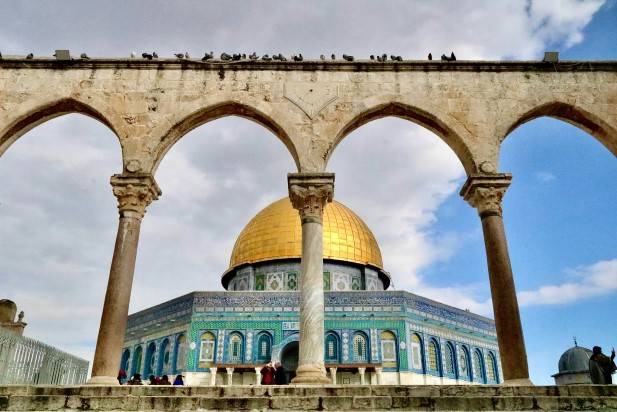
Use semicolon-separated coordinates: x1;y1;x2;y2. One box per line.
459;347;470;379
410;334;423;370
325;334;338;362
229;333;243;362
199;332;215;362
353;333;367;362
427;340;439;371
256;334;271;362
473;350;485;382
445;343;455;374
486;352;497;382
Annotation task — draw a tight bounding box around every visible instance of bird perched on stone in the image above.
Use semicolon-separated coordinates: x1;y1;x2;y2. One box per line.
249;52;258;60
261;54;272;61
277;53;287;61
221;52;232;60
441;54;448;61
320;54;326;60
293;54;303;62
80;53;89;59
142;52;153;60
381;54;387;61
343;54;354;61
202;52;213;61
394;55;403;61
272;54;280;61
152;52;158;59
331;54;336;60
174;53;185;59
376;55;383;62
428;53;432;60
26;53;34;59
370;55;375;60
450;52;456;61
232;53;241;61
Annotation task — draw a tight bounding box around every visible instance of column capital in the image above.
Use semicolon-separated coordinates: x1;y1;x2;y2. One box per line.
110;174;161;219
460;173;512;218
287;172;335;224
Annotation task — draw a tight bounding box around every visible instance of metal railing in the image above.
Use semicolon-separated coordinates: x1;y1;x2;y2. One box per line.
0;327;89;385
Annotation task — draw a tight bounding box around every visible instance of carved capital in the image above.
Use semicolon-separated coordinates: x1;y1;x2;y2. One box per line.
110;174;161;219
460;174;512;218
287;173;335;224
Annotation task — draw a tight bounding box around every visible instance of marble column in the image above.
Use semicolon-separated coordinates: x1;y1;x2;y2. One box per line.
374;367;383;385
329;367;337;384
358;367;366;385
210;367;218;386
460;174;531;385
254;367;262;385
288;173;334;385
226;367;234;386
88;174;160;385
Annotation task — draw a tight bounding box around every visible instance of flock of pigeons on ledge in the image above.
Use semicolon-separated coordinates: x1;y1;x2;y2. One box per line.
0;51;457;62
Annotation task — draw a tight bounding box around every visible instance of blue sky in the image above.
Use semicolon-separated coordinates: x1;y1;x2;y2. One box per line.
0;0;615;385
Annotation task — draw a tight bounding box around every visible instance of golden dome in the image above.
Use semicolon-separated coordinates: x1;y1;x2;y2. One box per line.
227;197;384;273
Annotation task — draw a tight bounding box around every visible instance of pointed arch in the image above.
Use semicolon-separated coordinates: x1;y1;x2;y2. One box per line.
324;331;340;363
500;101;617;157
151;101;300;173
327;102;476;174
255;331;273;363
0;98;122;157
351;331;369;362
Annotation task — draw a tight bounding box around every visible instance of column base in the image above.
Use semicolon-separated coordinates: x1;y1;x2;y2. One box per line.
85;376;120;386
291;364;331;385
502;378;534;386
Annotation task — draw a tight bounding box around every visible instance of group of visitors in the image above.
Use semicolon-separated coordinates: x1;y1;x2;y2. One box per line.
260;362;288;385
118;370;184;386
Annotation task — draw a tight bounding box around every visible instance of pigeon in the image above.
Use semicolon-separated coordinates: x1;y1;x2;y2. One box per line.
392;55;403;61
174;53;185;59
221;52;232;60
241;53;246;59
293;54;303;62
185;52;190;59
331;54;336;60
142;52;153;60
26;53;33;59
370;55;375;60
376;55;383;62
382;54;387;61
202;52;213;61
320;54;326;60
261;54;272;61
152;52;158;59
232;53;241;61
130;51;136;58
428;53;432;60
277;53;287;61
450;52;456;61
343;54;354;62
80;53;89;60
441;54;448;61
272;54;280;61
249;52;258;60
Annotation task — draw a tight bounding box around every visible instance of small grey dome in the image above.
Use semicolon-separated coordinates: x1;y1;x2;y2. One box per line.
0;299;17;323
558;346;592;373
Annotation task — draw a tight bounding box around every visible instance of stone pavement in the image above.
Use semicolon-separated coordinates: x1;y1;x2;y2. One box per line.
1;385;617;411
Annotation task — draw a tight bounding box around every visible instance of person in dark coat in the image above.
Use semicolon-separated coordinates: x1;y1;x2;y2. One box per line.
274;362;288;385
261;363;275;385
173;374;184;385
589;346;616;384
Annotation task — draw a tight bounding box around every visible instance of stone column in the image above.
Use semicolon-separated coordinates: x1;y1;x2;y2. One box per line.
329;367;337;384
460;174;531;385
358;367;366;385
288;173;334;385
255;367;262;385
210;367;218;386
226;367;234;386
88;174;161;385
374;367;383;385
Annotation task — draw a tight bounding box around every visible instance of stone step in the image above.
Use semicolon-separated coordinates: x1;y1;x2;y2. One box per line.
1;385;617;411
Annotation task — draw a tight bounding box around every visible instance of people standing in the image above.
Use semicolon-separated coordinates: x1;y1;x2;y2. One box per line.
160;375;171;385
589;346;616;384
173;374;184;385
274;362;288;385
261;362;275;385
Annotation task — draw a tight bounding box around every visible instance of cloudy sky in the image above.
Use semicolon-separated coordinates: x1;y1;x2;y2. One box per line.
1;0;615;384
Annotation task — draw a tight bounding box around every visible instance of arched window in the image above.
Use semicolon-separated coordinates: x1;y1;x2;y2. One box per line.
325;333;339;363
352;332;368;362
486;352;498;383
132;345;143;376
410;334;423;371
229;333;244;363
120;349;130;375
144;342;157;376
158;338;170;375
380;330;397;369
444;342;455;375
256;333;272;363
458;346;471;380
427;339;440;373
473;349;485;383
199;332;216;363
175;334;188;372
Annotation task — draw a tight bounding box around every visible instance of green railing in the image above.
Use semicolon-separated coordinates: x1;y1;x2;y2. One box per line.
0;328;88;385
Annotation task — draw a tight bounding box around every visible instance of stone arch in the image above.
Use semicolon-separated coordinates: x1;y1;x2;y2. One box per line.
151;101;300;173
499;101;617;157
0;97;122;158
327;101;477;174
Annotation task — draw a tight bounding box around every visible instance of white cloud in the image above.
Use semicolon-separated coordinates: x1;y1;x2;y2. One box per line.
519;259;617;306
535;171;557;182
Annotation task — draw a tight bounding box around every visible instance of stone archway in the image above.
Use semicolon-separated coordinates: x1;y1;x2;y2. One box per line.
280;341;299;383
